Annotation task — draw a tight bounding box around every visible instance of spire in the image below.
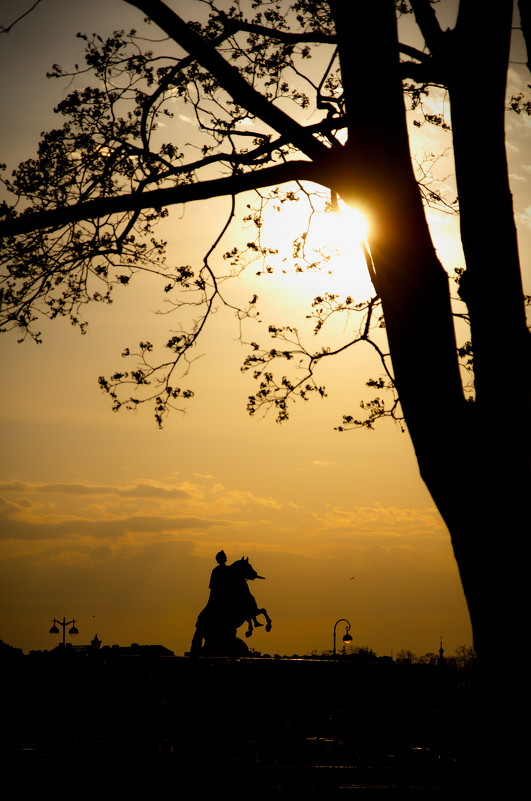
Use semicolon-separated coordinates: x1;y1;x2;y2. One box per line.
437;637;446;666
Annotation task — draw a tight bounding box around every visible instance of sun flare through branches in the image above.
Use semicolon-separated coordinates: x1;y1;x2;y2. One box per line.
255;191;374;303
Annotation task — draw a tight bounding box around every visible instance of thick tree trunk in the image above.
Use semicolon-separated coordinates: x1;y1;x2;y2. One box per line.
332;2;529;784
445;13;531;779
333;0;530;693
444;4;531;664
333;6;464;468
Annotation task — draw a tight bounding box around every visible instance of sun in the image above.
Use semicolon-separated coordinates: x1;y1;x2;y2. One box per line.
314;199;370;248
256;194;374;302
308;201;371;276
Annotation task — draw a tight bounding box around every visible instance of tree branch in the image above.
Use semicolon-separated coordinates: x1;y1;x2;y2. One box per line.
124;0;330;162
399;42;432;64
237;20;435;72
0;160;324;238
409;0;445;55
0;0;44;34
229;19;335;45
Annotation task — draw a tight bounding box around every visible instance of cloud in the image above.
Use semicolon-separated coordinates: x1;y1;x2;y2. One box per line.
0;511;231;542
0;476;291;552
312;504;443;533
0;480;190;499
0;496;25;514
213;489;283;511
517;205;531;229
0;474;448;583
0;480;287;517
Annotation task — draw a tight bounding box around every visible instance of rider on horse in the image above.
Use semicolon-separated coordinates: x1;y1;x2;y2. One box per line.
189;552;272;656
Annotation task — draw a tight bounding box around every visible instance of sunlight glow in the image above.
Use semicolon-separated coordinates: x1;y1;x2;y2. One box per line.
330;199;370;244
256;193;374;303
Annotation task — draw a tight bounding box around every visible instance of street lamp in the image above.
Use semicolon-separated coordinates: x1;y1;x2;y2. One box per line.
333;618;353;657
49;616;79;647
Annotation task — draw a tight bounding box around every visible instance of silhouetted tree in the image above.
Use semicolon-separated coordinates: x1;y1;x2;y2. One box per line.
448;644;477;672
417;652;438;665
396;649;417;663
1;1;530;699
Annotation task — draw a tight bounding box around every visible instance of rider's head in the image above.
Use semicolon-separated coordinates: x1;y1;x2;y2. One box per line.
216;550;227;564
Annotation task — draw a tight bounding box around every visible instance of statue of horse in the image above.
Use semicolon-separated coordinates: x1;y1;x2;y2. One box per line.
190;556;272;656
231;556;273;638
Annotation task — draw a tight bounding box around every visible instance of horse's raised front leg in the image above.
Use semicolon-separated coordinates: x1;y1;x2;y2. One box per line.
256;608;272;632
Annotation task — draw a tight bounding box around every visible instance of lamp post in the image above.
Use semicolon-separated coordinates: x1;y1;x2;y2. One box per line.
333;618;352;657
49;616;79;647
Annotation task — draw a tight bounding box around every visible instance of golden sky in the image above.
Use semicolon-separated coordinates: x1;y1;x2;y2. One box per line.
1;0;529;657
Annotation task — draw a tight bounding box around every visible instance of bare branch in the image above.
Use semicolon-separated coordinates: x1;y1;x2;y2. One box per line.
0;160;324;238
0;0;44;34
227;19;335;45
409;0;445;55
125;0;331;162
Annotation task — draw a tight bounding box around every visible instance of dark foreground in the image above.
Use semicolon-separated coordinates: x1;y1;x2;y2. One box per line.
2;651;490;795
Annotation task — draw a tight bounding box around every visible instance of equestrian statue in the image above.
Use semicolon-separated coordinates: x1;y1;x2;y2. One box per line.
190;551;272;657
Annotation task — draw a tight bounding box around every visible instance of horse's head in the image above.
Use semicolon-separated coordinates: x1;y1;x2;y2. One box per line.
231;556;265;581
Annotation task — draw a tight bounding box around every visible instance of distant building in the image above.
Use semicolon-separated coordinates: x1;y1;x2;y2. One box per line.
99;643;175;657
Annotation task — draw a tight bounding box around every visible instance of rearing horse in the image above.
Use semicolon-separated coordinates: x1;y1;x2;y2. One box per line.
190;556;272;655
231;556;273;637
